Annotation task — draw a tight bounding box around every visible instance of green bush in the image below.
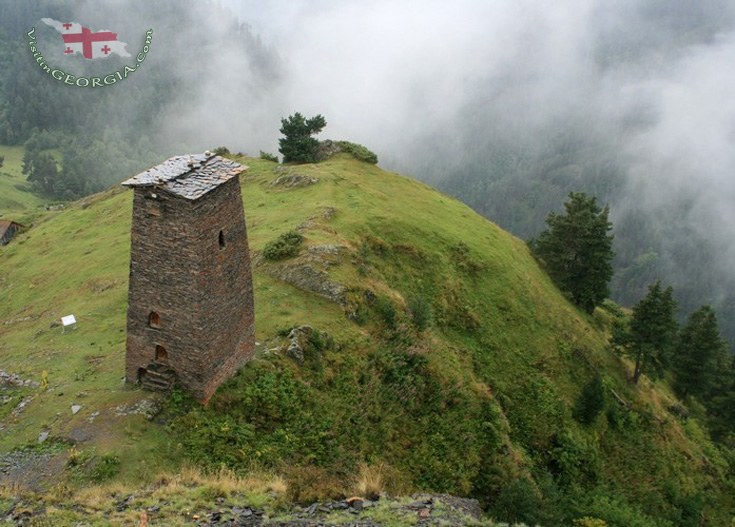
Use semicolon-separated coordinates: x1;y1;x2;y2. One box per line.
573;373;605;425
490;477;545;525
213;146;231;156
337;141;378;164
306;329;335;360
409;296;432;331
578;494;675;527
573;518;608;527
91;454;121;482
549;428;601;488
263;230;304;260
374;296;398;328
259;150;278;162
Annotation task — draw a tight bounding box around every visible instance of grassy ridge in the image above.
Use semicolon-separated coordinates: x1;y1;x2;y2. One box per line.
0;154;732;525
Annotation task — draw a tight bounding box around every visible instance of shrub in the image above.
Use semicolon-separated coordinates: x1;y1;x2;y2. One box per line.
263;230;304;260
337;141;378;164
574;518;608;527
549;429;601;488
490;477;545;525
580;494;675;527
91;454;121;482
351;304;369;325
306;329;335;358
259;150;278;162
375;296;398;328
409;296;432;331
573;373;605;425
213;146;231;156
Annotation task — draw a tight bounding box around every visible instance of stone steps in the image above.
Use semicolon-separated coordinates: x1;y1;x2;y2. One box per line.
140;363;175;393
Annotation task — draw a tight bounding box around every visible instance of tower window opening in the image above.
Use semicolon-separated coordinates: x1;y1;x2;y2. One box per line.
155;345;168;362
219;230;226;249
148;311;161;329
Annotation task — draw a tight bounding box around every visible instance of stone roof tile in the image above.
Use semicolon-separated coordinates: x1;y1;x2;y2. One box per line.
121;152;247;200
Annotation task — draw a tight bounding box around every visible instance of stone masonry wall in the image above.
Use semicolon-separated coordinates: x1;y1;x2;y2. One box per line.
125;176;255;403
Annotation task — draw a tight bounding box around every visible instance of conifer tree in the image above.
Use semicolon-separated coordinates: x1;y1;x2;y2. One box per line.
278;112;327;164
612;281;678;385
706;354;735;439
672;306;728;400
530;192;614;314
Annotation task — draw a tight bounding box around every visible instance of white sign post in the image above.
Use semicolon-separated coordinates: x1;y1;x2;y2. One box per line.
61;314;77;333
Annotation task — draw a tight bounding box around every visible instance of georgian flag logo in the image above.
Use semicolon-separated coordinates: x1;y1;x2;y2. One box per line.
42;18;131;59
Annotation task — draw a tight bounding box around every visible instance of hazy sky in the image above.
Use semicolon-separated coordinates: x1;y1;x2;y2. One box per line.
206;0;735;317
32;0;735;319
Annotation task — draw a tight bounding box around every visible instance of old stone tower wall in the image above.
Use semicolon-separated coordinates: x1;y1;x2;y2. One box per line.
125;160;254;404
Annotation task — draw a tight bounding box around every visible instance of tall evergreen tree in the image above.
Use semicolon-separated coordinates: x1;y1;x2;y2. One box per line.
530;192;614;313
707;354;735;440
612;281;678;385
672;306;728;400
278;112;327;164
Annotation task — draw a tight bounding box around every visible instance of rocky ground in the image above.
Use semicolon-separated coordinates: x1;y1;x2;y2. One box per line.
1;493;490;526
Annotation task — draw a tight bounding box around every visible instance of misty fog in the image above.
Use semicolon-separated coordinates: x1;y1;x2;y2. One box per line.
19;0;735;336
221;0;735;334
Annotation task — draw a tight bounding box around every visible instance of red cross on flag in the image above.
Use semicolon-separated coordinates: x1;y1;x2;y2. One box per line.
42;18;131;59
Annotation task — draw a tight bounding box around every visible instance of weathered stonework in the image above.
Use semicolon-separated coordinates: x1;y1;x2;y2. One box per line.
122;153;255;404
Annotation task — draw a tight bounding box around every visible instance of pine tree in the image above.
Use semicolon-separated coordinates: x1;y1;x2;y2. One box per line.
612;281;678;385
278;112;327;164
672;306;728;400
707;354;735;440
530;192;614;314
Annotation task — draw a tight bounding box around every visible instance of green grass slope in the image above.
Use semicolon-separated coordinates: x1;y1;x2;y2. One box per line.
0;145;46;225
0;154;732;526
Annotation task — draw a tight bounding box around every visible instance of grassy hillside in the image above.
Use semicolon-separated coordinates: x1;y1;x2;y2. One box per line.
0;154;732;526
0;145;46;226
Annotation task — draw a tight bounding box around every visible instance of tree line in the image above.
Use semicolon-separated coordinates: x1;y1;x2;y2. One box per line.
531;192;734;439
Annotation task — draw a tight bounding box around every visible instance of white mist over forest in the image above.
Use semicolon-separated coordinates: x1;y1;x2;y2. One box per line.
218;0;735;336
14;0;735;338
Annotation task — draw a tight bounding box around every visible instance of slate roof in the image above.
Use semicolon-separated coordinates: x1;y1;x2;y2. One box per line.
121;152;247;200
0;220;23;245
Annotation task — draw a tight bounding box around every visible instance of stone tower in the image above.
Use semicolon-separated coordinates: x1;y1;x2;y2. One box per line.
121;152;255;404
